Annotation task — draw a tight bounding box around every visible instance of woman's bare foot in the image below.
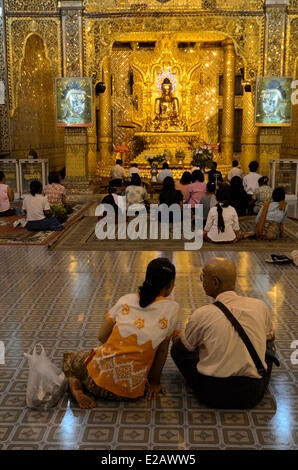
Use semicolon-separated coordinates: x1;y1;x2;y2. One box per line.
69;377;96;409
243;231;255;239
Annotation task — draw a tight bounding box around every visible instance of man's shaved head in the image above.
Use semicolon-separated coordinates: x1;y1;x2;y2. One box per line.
202;257;237;298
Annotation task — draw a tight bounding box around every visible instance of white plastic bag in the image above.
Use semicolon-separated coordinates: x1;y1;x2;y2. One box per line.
24;343;67;410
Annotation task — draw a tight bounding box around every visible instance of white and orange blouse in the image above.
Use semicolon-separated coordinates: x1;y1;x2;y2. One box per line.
85;293;179;398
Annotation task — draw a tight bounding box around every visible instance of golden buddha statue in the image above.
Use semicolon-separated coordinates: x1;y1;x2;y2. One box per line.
153;78;180;130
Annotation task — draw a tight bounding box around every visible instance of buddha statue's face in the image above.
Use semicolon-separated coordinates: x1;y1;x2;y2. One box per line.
262;89;280;115
162;83;172;96
67;89;86;115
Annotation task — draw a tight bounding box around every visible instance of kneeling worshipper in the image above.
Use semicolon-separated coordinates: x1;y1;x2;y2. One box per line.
42;172;72;223
171;257;278;409
125;173;148;210
203;184;242;243
22;180;64;231
244;187;288;240
63;258;179;408
0;171;24;217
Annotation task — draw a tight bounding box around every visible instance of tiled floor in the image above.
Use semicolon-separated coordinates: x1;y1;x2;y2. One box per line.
0;247;297;450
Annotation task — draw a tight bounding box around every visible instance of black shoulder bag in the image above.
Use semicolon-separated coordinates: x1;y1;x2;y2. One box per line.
214;301;280;378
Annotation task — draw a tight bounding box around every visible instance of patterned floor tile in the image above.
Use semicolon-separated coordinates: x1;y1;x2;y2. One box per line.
222;428;255;446
87;411;118;425
6;444;40;450
22;410;54;424
256;428;292;447
10;425;47;442
153;428;185;444
219;412;250;426
155;411;184;425
188;428;220;445
188;411;217;426
117;427;150;443
120;411;151;425
82;426;115;443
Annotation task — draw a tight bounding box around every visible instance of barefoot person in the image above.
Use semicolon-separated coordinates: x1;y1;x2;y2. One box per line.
171;257;276;409
63;258;179;408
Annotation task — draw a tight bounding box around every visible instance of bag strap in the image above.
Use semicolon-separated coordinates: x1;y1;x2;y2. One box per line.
213;300;267;378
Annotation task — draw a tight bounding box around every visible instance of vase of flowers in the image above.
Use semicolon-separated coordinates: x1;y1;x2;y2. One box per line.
191;142;215;171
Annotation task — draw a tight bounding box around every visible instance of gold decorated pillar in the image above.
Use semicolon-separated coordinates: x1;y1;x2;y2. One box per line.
98;56;112;163
241;88;259;173
258;0;289;176
60;0;93;179
221;39;236;165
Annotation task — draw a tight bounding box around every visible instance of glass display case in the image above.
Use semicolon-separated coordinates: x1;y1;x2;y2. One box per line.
269;159;298;200
0;159;20;198
19;159;48;196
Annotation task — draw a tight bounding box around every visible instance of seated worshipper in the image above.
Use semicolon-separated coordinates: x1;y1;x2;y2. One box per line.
185;170;207;208
22;180;64;231
63;258;179;408
129;163;141;180
110;159;126;187
199;182;216;228
157;162;173;183
206;162;223;185
100;185;125;220
0;171;23;217
171;257;276;409
243;161;262;214
244;187;288;241
159;176;183;223
204;184;242;243
251;176;272;215
125;173;148;210
175;171;191;201
43;172;71;223
227;160;243;182
230;176;250;217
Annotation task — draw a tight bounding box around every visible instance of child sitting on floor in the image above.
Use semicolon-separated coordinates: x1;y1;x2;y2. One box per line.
63;258;179;408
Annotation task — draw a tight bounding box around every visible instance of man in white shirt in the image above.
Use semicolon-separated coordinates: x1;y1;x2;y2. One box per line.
171;257;276;409
110;159;126;186
227;160;243;181
243;161;262;214
129;164;141;180
157;162;173;183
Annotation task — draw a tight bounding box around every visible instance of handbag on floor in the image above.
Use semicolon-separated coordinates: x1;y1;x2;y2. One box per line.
24;343;67;410
214;301;280;377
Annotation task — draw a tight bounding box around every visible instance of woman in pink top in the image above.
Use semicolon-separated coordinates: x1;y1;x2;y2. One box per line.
185;170;207;208
175;171;191;201
0;171;23;216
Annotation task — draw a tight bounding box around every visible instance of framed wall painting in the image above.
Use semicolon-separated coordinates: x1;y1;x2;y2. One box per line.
55;77;93;127
255;77;292;127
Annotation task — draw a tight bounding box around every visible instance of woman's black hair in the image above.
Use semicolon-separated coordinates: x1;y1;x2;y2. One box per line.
272;186;285;202
191;169;204;183
48;172;60;185
230;175;244;190
258;176;269;186
30;180;42;196
206;181;215;193
0;171;5;181
130;173;141;186
180;171;191;185
139;258;176;308
215;184;231;233
162;176;175;191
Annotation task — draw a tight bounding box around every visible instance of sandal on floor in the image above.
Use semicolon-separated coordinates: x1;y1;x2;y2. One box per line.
265;254;293;264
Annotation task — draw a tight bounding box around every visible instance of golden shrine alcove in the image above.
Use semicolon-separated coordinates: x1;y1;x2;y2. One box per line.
106;31;245;175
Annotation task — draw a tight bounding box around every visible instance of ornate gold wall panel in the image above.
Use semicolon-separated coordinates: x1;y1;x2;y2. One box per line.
111;48;131;145
10;34;65;164
0;0;9;152
264;6;287;76
61;10;84;76
4;0;58;11
286;15;298;76
83;0;264;13
6;17;61;114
